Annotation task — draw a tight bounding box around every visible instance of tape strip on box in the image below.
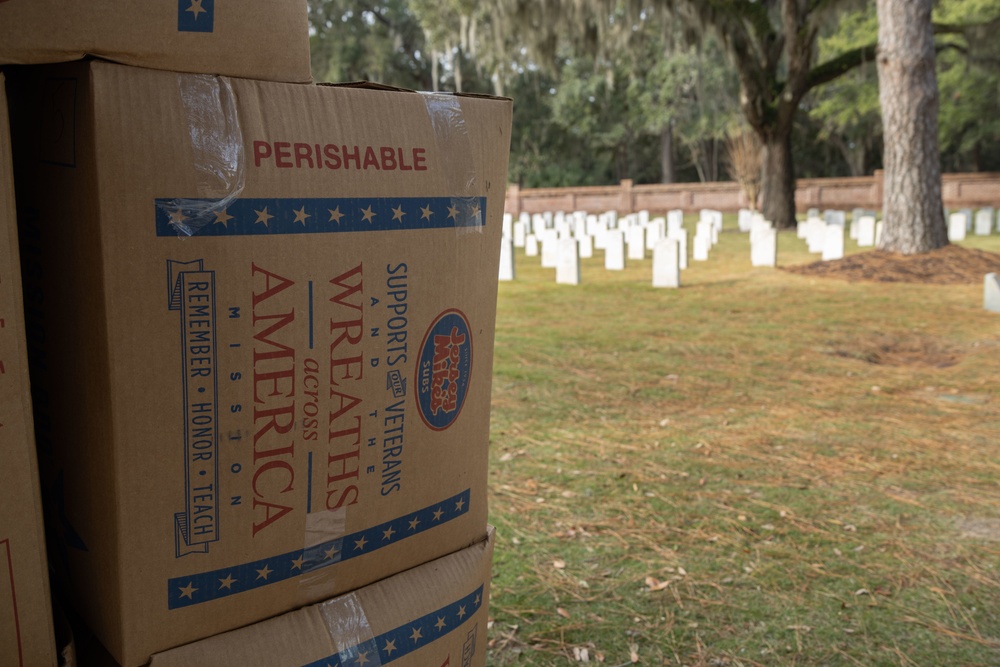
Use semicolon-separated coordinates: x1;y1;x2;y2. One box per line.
156;74;245;237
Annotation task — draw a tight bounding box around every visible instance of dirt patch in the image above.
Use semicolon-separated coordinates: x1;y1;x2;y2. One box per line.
783;245;1000;284
830;332;961;368
956;517;1000;542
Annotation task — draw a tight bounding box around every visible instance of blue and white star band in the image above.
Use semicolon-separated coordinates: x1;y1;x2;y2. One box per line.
302;585;484;667
168;489;472;609
154;197;487;237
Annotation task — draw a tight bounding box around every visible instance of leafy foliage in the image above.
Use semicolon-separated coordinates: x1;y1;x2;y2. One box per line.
307;0;1000;190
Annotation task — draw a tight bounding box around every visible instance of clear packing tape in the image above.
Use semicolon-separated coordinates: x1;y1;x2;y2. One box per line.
318;594;384;667
156;73;245;237
421;91;483;235
157;75;484;238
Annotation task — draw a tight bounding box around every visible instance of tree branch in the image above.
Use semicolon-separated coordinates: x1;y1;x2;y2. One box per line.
933;17;1000;35
805;42;877;92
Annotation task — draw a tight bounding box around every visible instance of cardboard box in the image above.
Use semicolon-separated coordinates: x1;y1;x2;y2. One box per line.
8;60;510;666
148;527;494;667
0;0;311;83
0;71;58;667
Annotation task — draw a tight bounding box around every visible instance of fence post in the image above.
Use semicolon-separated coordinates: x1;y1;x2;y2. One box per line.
507;184;521;217
619;179;634;214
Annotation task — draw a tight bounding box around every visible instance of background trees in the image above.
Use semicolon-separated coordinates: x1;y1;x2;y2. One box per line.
308;0;1000;230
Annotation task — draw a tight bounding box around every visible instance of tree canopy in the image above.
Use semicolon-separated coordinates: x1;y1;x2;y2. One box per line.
308;0;1000;217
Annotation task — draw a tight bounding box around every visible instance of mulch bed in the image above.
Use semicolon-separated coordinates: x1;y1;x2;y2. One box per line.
782;245;1000;285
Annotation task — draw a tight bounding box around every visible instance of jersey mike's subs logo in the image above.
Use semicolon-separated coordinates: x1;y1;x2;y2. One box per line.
416;309;473;431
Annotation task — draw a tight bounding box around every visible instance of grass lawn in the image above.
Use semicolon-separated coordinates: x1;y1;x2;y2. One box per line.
486;217;1000;666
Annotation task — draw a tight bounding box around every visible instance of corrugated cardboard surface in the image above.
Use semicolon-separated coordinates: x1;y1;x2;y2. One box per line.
9;60;511;667
0;71;58;667
149;527;494;667
0;0;311;83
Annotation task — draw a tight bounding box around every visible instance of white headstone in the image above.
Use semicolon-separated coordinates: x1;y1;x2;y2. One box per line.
796;220;808;239
605;230;626;270
638;209;650;226
498;236;515;281
750;227;777;267
737;209;753;232
975;208;993;236
693;233;710;261
824;210;846;226
556;239;581;285
593;224;609;250
700;209;723;231
807;208;820;219
667;210;684;234
540;230;559;268
627;226;645;260
750;218;772;243
525;234;539;257
604;210;619;227
513;221;527;248
856;216;876;247
652;238;681;288
696;220;714;248
646;218;665;250
518;211;530;225
806;219;827;253
822;223;845;260
985;273;1000;312
875;221;884;246
948;212;968;241
502;213;513;238
578;233;594;259
667;227;688;270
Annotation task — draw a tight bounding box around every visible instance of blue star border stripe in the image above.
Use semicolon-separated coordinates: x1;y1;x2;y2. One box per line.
154;197;488;237
301;585;484;667
167;489;472;609
177;0;214;33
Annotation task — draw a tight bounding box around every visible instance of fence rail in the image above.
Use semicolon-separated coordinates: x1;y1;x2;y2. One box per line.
504;171;1000;216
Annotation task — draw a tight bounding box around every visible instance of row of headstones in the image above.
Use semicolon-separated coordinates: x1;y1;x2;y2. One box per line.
786;206;998;260
947;207;1000;241
498;208;728;288
499;205;1000;289
792;208;880;261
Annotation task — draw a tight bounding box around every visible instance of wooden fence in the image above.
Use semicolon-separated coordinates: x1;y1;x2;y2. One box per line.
504;171;1000;216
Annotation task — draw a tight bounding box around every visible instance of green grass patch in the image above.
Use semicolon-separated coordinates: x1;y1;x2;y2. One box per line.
487;217;1000;666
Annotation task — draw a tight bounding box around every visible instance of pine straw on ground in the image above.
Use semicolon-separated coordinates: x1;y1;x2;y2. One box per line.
782;245;1000;284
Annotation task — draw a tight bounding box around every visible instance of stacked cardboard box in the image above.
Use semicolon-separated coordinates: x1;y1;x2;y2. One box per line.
0;0;311;82
147;527;495;667
3;2;510;665
0;71;59;667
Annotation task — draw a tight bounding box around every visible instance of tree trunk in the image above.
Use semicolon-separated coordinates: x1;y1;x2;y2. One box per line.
875;0;947;253
760;129;797;229
660;122;675;184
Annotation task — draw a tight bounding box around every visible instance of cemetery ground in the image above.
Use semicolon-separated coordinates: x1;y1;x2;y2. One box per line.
486;218;1000;666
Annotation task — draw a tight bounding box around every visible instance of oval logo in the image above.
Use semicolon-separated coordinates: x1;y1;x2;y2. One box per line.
415;309;473;431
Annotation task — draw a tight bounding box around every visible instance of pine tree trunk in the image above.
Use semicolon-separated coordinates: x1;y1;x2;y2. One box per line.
660;123;675;184
875;0;948;253
760;130;797;229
